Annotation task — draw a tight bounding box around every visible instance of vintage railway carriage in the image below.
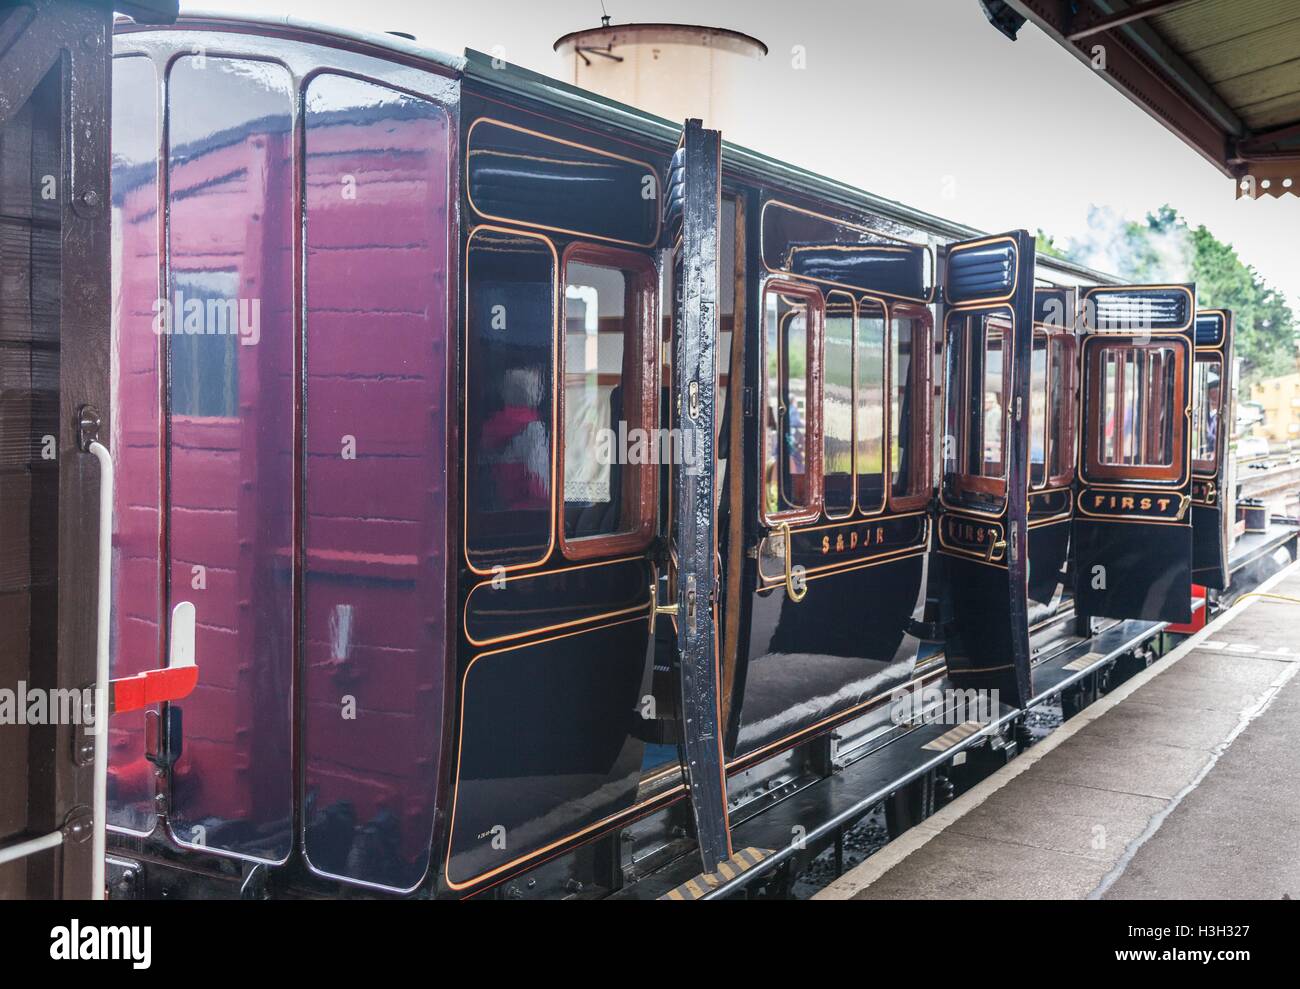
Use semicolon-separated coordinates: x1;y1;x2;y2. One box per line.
103;15;1226;899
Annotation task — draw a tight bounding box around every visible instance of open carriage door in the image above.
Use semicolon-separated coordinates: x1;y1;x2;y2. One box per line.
938;232;1036;709
0;0;181;899
661;120;731;872
1075;286;1196;623
1191;310;1233;590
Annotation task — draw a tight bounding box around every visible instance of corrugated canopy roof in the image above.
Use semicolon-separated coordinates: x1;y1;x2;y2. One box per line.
999;0;1300;197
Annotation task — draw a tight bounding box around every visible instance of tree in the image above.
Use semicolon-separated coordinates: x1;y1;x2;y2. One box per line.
1043;205;1296;382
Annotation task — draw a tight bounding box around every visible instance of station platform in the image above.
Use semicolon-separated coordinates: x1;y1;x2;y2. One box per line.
817;563;1300;900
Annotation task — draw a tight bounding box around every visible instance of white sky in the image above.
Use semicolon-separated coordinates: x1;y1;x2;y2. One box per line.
180;0;1300;309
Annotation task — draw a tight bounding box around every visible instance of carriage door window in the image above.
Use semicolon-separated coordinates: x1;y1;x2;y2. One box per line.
763;284;821;519
943;312;1010;510
1030;333;1048;487
890;307;931;509
855;299;886;514
1193;358;1222;471
1049;336;1076;484
465;229;557;571
561;247;655;556
1090;344;1180;479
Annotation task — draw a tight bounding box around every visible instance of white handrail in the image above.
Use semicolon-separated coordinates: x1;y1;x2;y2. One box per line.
88;439;113;900
0;829;64;867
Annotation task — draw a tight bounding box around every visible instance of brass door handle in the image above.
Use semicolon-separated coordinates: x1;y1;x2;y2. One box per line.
779;521;807;603
650;581;679;618
986;538;1007;562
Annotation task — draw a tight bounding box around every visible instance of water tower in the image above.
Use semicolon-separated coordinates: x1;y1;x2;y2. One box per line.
553;19;767;130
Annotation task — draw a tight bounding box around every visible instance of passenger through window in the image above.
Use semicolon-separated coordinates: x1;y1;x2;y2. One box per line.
1193;357;1222;472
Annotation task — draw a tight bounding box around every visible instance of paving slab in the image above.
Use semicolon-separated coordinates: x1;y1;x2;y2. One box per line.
822;565;1300;901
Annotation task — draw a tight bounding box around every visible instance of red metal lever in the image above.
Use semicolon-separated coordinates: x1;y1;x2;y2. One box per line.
110;665;199;713
110;600;198;714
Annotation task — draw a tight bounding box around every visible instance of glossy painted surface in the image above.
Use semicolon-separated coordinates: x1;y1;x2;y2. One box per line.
736;242;932;756
937;232;1035;707
446;616;653;888
164;55;295;861
1191;310;1232;590
1074;285;1195;624
760;201;931;301
450;97;668;892
301;74;451;889
466;119;659;247
108;54;161;835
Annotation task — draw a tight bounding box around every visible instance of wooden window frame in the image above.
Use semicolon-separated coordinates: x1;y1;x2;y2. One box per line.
557;242;658;560
947;309;1013;503
1047;332;1077;487
823;289;858;520
1030;327;1078;490
760;279;824;527
889;303;933;512
1083;336;1188;485
1192;352;1223;475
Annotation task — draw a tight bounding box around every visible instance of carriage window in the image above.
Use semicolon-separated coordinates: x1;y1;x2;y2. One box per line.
1193;357;1222;471
764;285;820;519
823;293;855;517
943;311;1010;510
1048;336;1075;484
856;299;886;513
1030;334;1048;487
465;229;556;570
561;248;655;555
890;308;931;508
1086;341;1184;483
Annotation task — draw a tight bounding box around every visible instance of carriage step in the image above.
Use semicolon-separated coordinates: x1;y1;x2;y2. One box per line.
660;847;775;900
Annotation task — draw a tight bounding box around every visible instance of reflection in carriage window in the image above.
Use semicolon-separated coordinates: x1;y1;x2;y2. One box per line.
164;54;295;862
1193;358;1221;470
466;230;555;568
856;300;885;512
823;293;854;516
562;252;654;546
169;270;240;417
1030;334;1048;486
764;290;814;516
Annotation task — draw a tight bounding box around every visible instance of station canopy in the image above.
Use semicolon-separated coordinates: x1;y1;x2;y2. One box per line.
987;1;1300;198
